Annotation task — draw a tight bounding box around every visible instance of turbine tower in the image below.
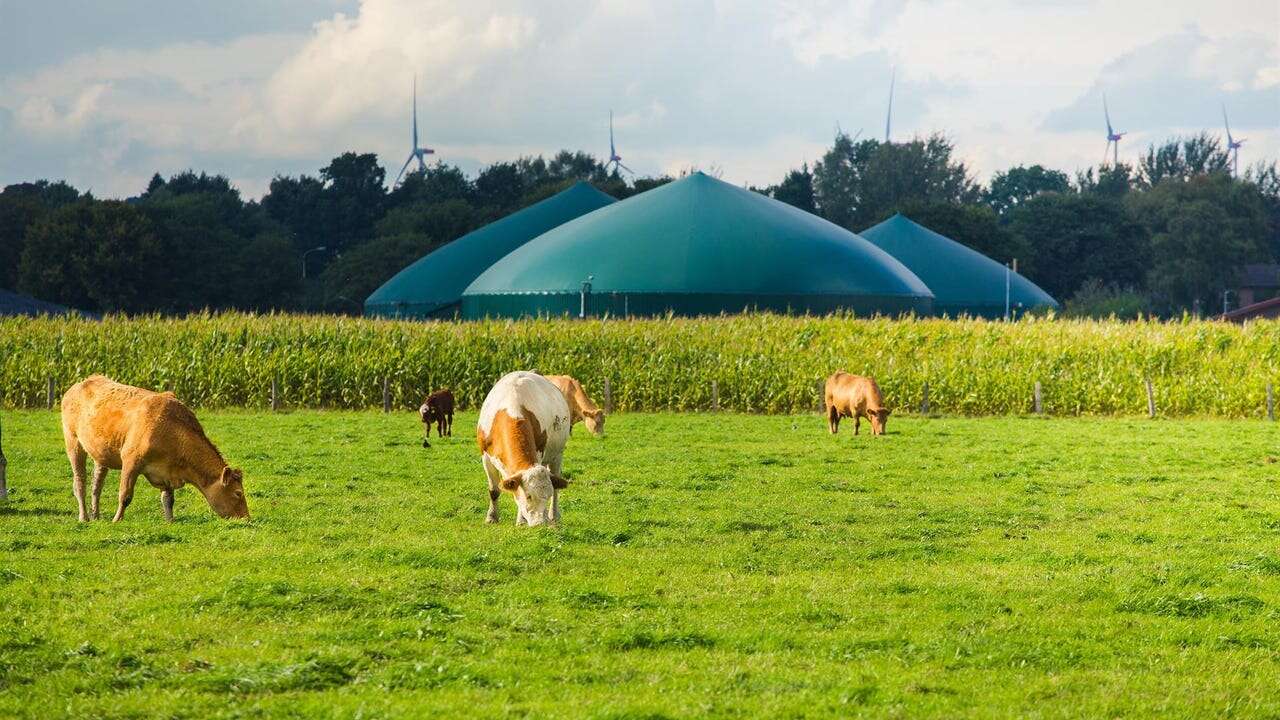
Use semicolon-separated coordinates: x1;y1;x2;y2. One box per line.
1103;94;1126;167
604;110;632;175
1223;103;1245;177
885;67;896;143
395;75;435;186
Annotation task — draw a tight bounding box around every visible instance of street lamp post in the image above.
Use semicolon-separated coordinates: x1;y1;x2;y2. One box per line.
302;246;327;280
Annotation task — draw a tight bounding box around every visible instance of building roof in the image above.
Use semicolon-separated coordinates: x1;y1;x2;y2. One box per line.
364;181;616;318
1222;296;1280;322
461;172;934;318
859;213;1058;318
0;288;82;317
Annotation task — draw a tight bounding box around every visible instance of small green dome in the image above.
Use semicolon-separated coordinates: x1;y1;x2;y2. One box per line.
860;214;1058;318
461;173;933;318
364;181;616;318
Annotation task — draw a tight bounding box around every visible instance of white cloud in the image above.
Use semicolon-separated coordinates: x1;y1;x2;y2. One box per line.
0;0;1275;198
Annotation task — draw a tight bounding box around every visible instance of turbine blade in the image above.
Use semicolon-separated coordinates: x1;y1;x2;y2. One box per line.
618;162;634;174
1222;103;1232;135
412;75;418;147
1103;94;1113;135
395;152;415;185
885;67;896;143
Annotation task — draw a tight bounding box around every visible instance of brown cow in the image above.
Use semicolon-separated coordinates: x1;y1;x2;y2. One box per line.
825;372;891;436
419;389;455;447
60;376;250;522
545;375;605;436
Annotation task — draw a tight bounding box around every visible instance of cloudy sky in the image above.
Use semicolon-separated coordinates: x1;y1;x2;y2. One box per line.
1;0;1276;199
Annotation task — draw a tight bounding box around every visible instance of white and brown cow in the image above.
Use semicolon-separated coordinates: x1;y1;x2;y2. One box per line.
476;371;571;527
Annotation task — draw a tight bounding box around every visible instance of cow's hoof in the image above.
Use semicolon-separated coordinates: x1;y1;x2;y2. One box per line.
422;440;431;449
485;514;498;524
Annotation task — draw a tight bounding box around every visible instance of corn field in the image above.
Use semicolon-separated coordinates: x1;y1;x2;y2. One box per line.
1;312;1278;417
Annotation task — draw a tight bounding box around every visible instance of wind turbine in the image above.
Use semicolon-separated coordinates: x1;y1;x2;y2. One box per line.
1223;103;1245;177
885;67;896;143
1103;94;1126;166
394;75;435;186
604;110;632;175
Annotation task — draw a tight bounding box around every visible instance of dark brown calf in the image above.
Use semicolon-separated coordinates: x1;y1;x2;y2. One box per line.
419;389;455;447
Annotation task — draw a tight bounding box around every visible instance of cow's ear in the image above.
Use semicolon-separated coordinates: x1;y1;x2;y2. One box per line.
501;474;522;492
550;473;569;489
882;408;892;417
220;467;233;485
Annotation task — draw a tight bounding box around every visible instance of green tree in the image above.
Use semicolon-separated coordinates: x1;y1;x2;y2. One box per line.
985;165;1070;216
18;200;165;313
320;152;387;254
0;181;81;288
1136;133;1230;188
813;132;978;231
318;233;441;313
1006;193;1149;301
262;173;329;254
1128;173;1270;312
768;165;817;214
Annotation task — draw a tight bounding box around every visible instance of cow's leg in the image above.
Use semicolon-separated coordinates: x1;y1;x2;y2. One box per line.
446;413;453;437
66;439;88;522
90;462;109;519
549;456;564;524
854;414;861;435
827;405;840;434
161;488;174;522
437;417;445;438
482;455;501;524
112;464;141;523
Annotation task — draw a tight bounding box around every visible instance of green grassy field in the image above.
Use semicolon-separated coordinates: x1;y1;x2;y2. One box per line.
1;410;1278;718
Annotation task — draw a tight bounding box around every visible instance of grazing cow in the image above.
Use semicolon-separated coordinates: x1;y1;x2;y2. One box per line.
60;376;250;522
475;371;570;527
419;389;455;447
825;372;891;436
545;375;606;436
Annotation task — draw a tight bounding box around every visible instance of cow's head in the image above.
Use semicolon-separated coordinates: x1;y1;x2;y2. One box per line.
584;409;606;436
501;465;569;527
419;401;436;424
208;467;250;519
869;408;891;436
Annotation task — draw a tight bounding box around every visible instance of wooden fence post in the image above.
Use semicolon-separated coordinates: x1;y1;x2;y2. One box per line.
711;381;719;412
0;413;8;501
47;378;55;409
1034;381;1043;415
603;378;613;414
382;376;391;413
1268;382;1274;422
817;379;825;413
921;381;930;415
271;377;280;412
1144;377;1156;418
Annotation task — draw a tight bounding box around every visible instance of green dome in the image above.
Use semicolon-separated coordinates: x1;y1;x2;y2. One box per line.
860;214;1058;318
364;181;616;318
461;173;933;319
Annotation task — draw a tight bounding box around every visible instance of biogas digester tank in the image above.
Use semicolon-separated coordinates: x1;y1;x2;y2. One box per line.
461;172;934;318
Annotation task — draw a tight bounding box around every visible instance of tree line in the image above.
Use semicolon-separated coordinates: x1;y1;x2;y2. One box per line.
2;135;1277;317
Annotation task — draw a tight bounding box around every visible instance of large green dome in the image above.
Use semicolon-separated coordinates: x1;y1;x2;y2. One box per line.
461;173;933;319
860;214;1058;318
364;181;616;319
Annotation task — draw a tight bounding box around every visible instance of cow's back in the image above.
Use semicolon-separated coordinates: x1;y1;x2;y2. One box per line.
545;375;596;421
479;372;571;463
826;372;885;415
62;376;210;469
